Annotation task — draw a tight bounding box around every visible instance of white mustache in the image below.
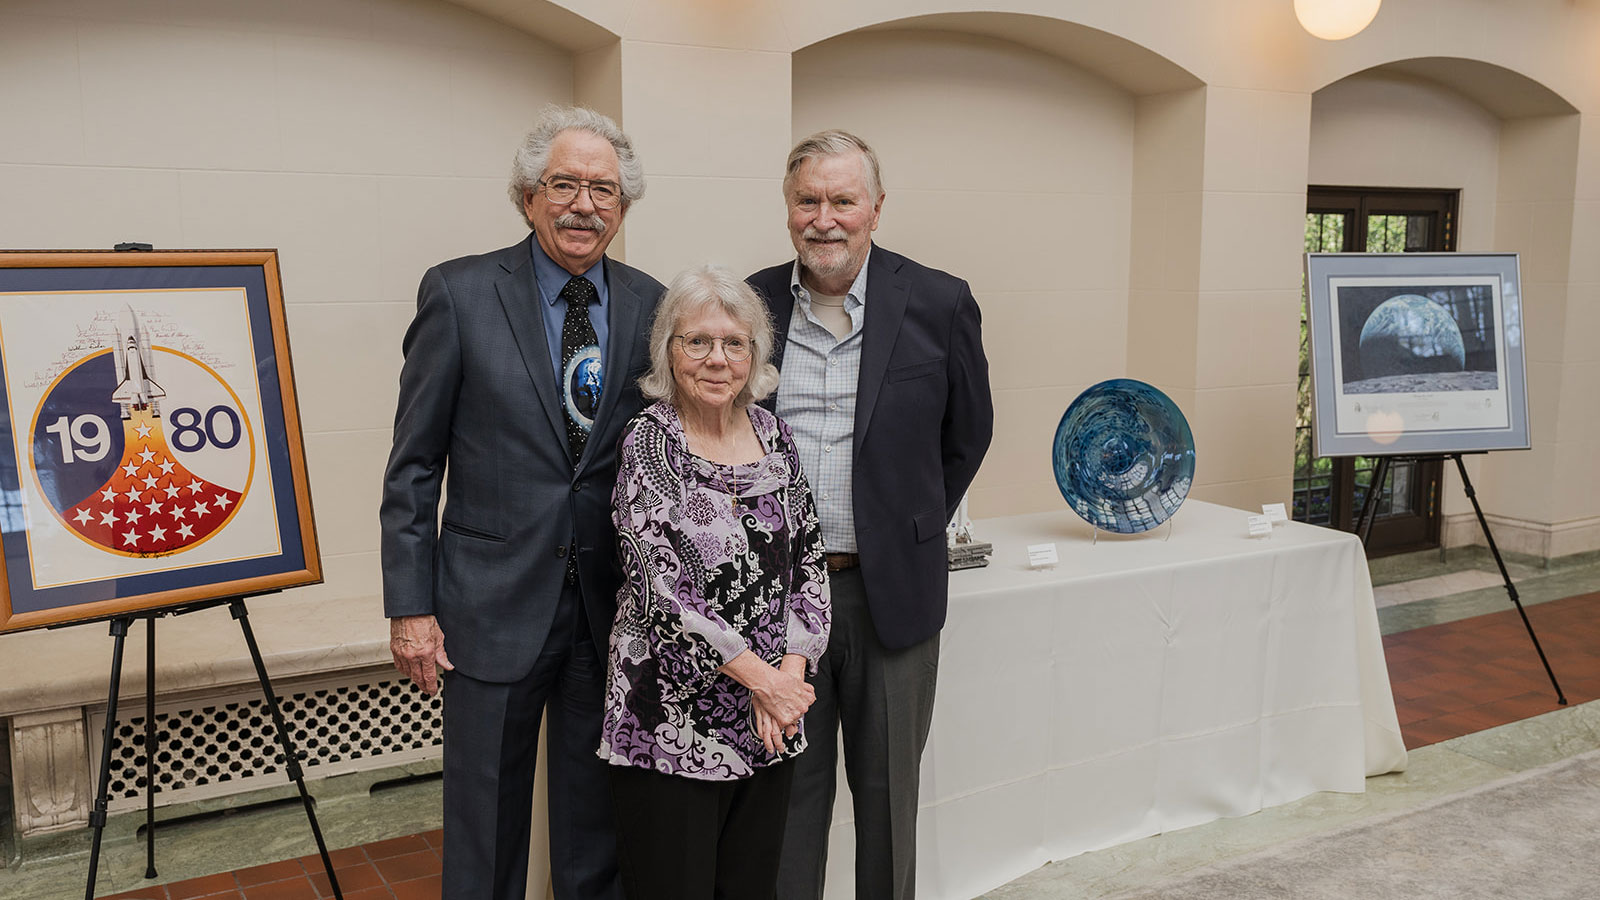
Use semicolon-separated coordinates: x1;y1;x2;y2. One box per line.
555;212;607;234
803;226;847;242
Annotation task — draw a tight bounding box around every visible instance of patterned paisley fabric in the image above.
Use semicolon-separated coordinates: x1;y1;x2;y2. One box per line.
599;401;831;781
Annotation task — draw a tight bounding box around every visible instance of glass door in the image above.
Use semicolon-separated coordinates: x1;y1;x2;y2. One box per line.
1293;187;1458;555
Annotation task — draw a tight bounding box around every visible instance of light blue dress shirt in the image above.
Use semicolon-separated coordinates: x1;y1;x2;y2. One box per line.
530;238;610;383
776;252;870;554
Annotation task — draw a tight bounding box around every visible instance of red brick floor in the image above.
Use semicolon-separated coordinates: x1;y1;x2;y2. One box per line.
1384;591;1600;749
105;591;1600;898
101;830;442;900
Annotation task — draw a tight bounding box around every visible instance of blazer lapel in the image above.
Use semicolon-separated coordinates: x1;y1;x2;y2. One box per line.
577;258;643;475
766;271;796;372
855;247;908;455
495;237;568;454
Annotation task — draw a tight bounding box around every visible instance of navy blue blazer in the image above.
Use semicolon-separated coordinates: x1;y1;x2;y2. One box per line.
381;234;664;682
749;245;993;650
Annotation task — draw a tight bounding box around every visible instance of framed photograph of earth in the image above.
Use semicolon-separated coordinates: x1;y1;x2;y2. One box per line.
0;250;321;633
1305;252;1530;457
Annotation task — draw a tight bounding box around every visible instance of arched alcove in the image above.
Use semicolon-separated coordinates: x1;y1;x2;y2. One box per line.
1309;57;1586;552
791;14;1202;518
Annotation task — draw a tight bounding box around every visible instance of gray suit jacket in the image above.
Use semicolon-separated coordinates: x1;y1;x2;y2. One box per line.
380;234;664;682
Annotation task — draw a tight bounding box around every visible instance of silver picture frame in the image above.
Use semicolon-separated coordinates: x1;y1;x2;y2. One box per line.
1304;252;1531;457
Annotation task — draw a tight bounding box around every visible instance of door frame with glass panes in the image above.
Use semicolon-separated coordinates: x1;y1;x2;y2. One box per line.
1296;187;1458;556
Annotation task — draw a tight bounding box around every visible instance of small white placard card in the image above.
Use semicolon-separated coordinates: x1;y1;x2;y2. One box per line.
1262;502;1288;524
1246;514;1273;538
1026;543;1060;569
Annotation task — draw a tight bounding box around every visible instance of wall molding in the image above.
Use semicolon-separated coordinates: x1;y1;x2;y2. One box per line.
1443;512;1600;562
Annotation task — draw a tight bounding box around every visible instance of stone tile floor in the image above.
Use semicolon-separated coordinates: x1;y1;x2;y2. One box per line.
3;551;1597;899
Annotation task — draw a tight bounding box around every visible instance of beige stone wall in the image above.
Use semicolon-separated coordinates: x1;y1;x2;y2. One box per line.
3;0;1600;628
0;0;575;610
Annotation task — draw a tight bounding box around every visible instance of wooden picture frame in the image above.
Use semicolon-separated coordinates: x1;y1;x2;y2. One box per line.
0;250;321;632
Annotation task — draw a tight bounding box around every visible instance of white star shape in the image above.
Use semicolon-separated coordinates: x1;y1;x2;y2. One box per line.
135;422;152;439
148;525;167;542
187;479;204;495
73;508;93;525
164;484;181;499
122;461;140;478
142;474;159;489
125;508;143;524
159;459;175;475
192;501;210;517
169;504;187;520
122;529;139;546
145;499;163;515
123;487;142;504
99;510;117;527
177;524;194;540
213;494;233;510
138;447;155;464
100;486;117;503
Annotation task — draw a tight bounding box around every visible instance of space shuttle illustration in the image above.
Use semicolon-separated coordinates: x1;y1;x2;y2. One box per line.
111;305;167;419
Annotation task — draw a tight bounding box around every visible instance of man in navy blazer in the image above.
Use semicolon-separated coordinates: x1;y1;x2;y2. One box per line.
380;106;662;900
749;131;993;900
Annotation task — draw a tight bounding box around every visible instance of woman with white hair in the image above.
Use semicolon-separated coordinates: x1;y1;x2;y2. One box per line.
600;265;831;899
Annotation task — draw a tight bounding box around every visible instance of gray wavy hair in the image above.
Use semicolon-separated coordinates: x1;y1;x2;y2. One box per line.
508;105;646;226
783;129;884;198
640;266;780;410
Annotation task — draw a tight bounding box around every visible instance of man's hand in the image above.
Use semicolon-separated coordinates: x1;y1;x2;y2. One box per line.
389;615;453;695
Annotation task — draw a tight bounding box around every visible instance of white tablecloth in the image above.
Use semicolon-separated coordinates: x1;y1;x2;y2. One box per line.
817;500;1408;900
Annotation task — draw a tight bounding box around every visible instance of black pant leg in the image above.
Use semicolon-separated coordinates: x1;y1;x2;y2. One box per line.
714;761;796;900
609;764;720;900
441;666;551;900
546;596;624;900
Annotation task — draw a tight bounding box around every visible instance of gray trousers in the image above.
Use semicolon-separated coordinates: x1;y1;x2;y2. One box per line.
777;566;940;900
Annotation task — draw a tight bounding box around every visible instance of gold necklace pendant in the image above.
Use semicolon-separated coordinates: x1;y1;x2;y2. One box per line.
724;468;739;513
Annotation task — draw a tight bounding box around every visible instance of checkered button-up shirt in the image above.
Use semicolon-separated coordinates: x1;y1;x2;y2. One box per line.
775;255;869;554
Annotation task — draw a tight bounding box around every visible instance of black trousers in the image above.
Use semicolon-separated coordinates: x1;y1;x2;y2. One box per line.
610;759;796;900
775;566;941;900
441;583;622;900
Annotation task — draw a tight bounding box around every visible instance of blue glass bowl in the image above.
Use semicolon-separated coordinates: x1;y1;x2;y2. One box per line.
1052;379;1196;534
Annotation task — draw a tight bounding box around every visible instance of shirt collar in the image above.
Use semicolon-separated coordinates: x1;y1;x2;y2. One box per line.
530;236;606;307
789;246;870;309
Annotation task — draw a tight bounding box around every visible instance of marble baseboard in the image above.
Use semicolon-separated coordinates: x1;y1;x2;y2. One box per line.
1443;512;1600;563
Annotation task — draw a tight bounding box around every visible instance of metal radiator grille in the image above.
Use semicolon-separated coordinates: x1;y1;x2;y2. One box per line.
88;671;442;811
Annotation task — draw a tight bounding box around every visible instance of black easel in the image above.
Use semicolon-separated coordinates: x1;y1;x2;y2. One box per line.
78;595;344;899
1355;453;1566;705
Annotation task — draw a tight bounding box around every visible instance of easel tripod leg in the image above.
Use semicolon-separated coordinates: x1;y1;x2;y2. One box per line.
1356;456;1392;548
229;600;344;899
85;617;132;900
1451;454;1567;705
145;618;158;879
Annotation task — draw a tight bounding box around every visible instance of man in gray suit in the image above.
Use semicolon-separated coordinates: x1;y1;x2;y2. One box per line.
381;105;663;900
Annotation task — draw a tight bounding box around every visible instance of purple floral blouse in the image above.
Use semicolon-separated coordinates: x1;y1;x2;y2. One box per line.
599;401;831;781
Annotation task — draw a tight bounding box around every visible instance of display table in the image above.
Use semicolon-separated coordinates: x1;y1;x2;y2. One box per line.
817;500;1407;900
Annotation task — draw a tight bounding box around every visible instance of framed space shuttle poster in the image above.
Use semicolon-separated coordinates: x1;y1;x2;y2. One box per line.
0;250;320;632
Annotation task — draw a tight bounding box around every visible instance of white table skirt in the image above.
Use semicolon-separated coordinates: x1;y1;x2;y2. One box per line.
816;500;1408;900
